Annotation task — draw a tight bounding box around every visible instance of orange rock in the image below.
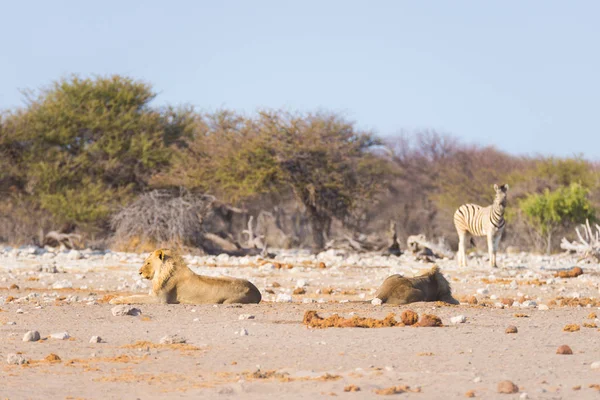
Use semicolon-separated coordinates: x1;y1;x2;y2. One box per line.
505;325;518;334
497;380;519;394
401;310;419;326
556;345;573;355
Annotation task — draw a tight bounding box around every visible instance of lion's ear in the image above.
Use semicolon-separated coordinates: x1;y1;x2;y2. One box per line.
155;249;165;262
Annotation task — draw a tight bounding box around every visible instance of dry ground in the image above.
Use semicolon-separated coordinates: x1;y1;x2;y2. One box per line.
1;247;600;399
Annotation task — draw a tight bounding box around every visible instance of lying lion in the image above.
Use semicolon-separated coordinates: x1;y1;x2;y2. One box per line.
373;266;458;305
110;249;261;305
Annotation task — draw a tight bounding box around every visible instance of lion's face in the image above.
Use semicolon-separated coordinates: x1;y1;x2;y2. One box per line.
139;249;167;280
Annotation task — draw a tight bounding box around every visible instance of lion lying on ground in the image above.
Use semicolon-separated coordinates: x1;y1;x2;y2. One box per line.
110;249;261;305
373;266;458;305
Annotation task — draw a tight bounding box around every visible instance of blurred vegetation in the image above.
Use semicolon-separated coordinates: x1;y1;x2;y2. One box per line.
1;74;599;252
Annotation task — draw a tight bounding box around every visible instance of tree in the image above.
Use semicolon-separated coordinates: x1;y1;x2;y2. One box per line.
164;110;391;251
2;75;184;230
519;183;595;254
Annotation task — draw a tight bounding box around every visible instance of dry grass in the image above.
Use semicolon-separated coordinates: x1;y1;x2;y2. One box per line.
374;385;421;395
554;267;583;278
563;324;580;332
121;340;202;353
303;311;401;328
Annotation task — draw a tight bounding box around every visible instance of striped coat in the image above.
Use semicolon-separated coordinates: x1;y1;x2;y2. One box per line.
454;184;508;268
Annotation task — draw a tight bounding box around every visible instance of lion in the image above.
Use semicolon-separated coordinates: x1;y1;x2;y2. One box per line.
373;266;458;305
110;249;261;305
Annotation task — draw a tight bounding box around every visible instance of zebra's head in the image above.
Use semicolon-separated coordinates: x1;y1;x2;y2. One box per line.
493;184;509;208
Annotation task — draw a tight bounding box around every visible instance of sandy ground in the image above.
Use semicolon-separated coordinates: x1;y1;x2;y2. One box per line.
1;246;600;399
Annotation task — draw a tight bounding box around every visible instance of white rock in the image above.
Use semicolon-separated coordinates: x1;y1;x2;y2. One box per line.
591;361;600;369
509;280;519;289
450;315;467;324
50;331;70;340
160;335;186;344
538;304;549;311
476;288;489;295
275;293;293;303
302;298;315;303
520;393;529;399
371;298;383;305
23;330;41;342
473;376;482;383
521;300;537;308
7;321;16;325
6;353;27;365
89;336;103;343
52;280;73;289
259;263;275;272
16;309;24;314
295;279;307;288
111;305;141;316
67;250;82;260
239;328;249;336
238;314;255;320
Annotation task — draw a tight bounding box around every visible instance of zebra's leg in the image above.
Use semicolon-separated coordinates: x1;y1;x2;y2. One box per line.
487;233;497;268
457;231;467;267
493;234;502;268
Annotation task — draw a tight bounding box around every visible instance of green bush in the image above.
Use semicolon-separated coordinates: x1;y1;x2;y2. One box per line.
519;183;595;253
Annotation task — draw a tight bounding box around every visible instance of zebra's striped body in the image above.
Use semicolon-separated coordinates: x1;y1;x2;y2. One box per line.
453;184;509;268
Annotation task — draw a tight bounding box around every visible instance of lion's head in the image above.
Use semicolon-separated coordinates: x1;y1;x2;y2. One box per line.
139;248;172;280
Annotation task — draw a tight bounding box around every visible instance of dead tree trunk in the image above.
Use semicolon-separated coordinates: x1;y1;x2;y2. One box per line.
384;220;402;256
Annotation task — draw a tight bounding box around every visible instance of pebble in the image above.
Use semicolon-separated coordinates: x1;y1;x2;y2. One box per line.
238;314;255;320
23;330;40;342
505;325;518;334
538;304;549;311
67;250;82;260
275;293;292;303
160;335;186;344
476;288;489;295
111;305;142;316
520;300;537;309
590;361;600;369
50;332;70;340
519;393;529;399
6;353;28;365
450;315;467;324
7;321;16;325
52;280;73;289
239;328;249;336
89;336;103;343
371;298;383;305
556;345;573;355
473;377;482;383
497;380;519;393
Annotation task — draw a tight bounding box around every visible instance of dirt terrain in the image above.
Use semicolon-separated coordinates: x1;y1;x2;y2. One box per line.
1;246;600;399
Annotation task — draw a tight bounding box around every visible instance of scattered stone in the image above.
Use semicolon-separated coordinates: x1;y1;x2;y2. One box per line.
66;250;82;260
52;280;73;289
238;314;255;320
23;330;40;342
416;314;442;327
44;353;61;362
6;353;28;365
465;390;475;398
318;262;327;269
563;324;580;332
371;298;382;305
588;312;597;319
590;361;600;369
554;267;583;278
497;380;519;394
505;325;518;334
275;293;292;303
344;385;361;392
401;310;419;326
9;283;20;290
476;288;489;295
160;335;186;344
519;393;529;399
16;309;24;314
50;332;70;340
451;315;467;324
465;295;478;305
89;336;103;343
293;288;306;295
556;345;573;355
111;305;141;316
239;328;249;336
7;321;16;325
538;304;549;311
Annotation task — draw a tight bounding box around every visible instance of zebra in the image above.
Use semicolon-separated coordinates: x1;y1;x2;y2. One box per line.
453;184;509;268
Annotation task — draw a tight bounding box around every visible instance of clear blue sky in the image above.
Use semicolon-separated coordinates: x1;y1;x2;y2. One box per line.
1;1;599;159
